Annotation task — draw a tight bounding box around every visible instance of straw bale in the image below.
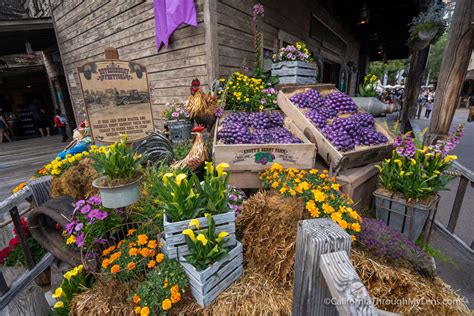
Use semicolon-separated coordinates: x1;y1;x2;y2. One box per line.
50;158;98;200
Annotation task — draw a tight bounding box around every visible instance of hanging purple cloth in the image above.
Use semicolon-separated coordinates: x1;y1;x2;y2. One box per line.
154;0;198;49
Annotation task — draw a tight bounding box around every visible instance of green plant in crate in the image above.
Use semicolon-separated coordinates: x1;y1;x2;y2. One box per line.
153;171;205;222
198;162;231;215
51;265;92;315
376;125;464;201
358;73;378;97
91;135;142;186
182;213;230;271
131;259;188;315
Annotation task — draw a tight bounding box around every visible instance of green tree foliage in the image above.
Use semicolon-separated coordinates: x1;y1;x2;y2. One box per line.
368;59;407;85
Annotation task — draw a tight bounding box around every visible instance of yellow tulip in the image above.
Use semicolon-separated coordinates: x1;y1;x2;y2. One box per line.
394;159;402;168
54;301;64;309
176;173;187;186
189;219;200;230
216;163;230;177
196;234;208;246
410;159;417;166
162;173;173;184
217;232;229;243
400;171;405;177
77;265;84;273
205;161;214;174
182;229;195;241
63;271;72;281
52;287;63;298
444;155;457;163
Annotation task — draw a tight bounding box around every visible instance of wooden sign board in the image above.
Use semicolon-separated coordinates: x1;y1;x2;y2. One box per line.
77;52;154;143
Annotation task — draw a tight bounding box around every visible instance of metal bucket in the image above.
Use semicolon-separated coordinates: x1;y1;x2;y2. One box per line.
167;119;192;144
92;176;141;209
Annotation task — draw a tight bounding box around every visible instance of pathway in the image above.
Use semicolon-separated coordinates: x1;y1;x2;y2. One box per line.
0;136;65;200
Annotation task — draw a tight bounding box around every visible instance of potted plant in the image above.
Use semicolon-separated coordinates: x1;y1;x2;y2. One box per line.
271;41;318;84
374;125;464;241
154;162;236;259
180;213;242;307
91;135;142;208
408;3;446;50
162;101;192;144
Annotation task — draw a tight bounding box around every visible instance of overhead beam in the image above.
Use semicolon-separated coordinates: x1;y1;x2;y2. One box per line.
0;18;53;32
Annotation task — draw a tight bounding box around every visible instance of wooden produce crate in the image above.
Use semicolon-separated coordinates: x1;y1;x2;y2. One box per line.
271;61;317;84
278;84;394;172
180;241;243;307
161;211;236;259
213;110;316;172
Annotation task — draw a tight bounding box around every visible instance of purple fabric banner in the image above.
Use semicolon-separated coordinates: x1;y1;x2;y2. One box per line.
154;0;198;49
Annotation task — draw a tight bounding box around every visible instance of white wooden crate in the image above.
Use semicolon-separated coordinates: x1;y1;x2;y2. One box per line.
272;61;317;84
161;211;236;259
180;241;243;307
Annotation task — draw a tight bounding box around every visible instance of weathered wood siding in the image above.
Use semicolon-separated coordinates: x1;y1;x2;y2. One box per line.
50;0;207;127
216;0;360;95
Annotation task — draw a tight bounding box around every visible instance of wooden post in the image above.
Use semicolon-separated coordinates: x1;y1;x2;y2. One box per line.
426;0;473;143
0;273;9;295
292;218;352;316
447;175;469;233
203;0;219;85
9;207;35;269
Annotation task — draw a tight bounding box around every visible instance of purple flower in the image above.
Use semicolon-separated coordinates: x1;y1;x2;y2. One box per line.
94;238;107;245
80;204;91;214
65;220;77;235
172;112;179;119
252;3;264;20
74;200;85;209
76;232;85;248
87;196;102;206
74;222;83;231
95;210;108;220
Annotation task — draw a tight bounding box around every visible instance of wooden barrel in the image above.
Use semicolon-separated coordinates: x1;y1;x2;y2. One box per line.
28;197;82;267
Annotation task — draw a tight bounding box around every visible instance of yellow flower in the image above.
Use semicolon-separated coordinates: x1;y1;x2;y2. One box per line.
127;229;136;236
52;287;64;298
270;163;283;171
394;159;403;168
288;189;296;196
54;301;64;309
196;234;208;246
351;222;361;232
140;306;150;316
271;181;279;189
162;298;172;311
147;240;157;249
444;155;457;163
171;284;179;294
63;271;72;281
189;219;200;230
135;306;141;314
410;158;417;165
400;171;405;177
137;234;149;245
182;229;195;241
162;172;173;184
216;163;230;177
331;183;340;191
156;253;165;263
338;220;348;230
148;260;156;268
171;292;182;303
217;231;229;243
312;190;326;203
175;173;187;186
279;187;288;193
323;203;335;214
66;235;76;245
309;169;318;175
129;247;139;256
140;248;152;257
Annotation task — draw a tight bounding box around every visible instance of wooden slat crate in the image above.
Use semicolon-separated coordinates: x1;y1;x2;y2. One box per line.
271;61;317;84
213;110;316;172
278;84;395;172
180;241;243;307
161;211;236;259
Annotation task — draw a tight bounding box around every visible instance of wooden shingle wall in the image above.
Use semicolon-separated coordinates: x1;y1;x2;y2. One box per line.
50;0;207;127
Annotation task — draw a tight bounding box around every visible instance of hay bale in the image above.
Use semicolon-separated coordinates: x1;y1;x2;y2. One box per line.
236;191;304;288
351;249;471;315
50;159;98;200
70;278;136;316
174;268;292;315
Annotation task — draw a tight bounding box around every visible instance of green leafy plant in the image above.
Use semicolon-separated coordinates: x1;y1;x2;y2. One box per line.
358;73;378;97
91;134;142;186
376;125;464;201
51;265;92;315
408;3;446;46
198;162;231;215
182;213;230;271
131;259;188;315
161;102;190;121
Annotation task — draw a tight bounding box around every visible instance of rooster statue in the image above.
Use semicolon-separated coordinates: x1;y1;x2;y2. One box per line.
186;78;218;130
171;125;209;171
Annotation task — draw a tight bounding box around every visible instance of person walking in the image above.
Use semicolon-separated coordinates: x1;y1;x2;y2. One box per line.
54;109;68;142
425;99;433;119
0;109;13;143
29;100;50;137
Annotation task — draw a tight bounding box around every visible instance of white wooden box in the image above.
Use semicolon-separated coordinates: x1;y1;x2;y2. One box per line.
271;61;318;84
161;211;236;259
180;241;243;307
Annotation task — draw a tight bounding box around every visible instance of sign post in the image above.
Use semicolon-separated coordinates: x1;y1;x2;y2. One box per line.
77;48;154;143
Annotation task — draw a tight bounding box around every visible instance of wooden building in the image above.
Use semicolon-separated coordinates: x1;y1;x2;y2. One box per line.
5;0;418;129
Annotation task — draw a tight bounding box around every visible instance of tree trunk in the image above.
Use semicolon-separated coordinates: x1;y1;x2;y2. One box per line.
399;47;430;132
426;0;473;144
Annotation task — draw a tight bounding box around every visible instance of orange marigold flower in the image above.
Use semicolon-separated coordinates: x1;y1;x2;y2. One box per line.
137;234;148;245
147;260;156;268
117;240;125;248
110;251;122;261
127;262;137;271
128;242;137;247
163;279;169;288
110;264;120;274
101;258;111;269
147;240;157;249
162;299;172;311
170;285;179;294
129;247;139;256
127;229;136;236
171;292;181;303
140;248;152;257
140;306;150;316
133;294;141;304
102;245;116;256
134;306;141;314
156;253;165;263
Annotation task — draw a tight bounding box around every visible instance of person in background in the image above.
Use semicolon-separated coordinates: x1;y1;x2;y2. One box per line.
29;100;50;137
54;109;68;142
0;109;13;143
425;98;434;119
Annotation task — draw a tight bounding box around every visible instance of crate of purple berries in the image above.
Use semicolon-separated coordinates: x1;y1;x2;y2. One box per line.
277;84;394;171
212;110;316;172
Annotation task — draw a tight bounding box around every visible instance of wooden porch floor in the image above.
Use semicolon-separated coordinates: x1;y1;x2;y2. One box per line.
0;136;65;200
